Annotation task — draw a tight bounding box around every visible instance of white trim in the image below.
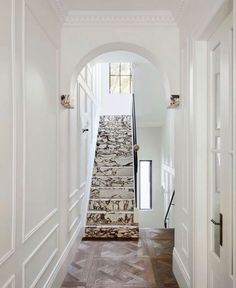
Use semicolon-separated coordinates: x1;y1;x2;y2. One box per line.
48;0;67;24
173;248;191;288
69;193;84;213
69;217;81;233
2;275;15;288
192;40;208;288
0;0;17;266
162;163;175;176
49;0;190;26
22;5;59;243
22;225;59;288
69;188;79;199
78;76;96;103
43;221;83;288
23;208;58;243
65;10;176;27
233;2;236;286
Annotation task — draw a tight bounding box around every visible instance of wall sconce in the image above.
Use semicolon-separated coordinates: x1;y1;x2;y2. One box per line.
61;95;74;109
167;95;180;109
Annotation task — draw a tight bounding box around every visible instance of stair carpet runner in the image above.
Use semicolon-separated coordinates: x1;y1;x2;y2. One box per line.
84;115;139;240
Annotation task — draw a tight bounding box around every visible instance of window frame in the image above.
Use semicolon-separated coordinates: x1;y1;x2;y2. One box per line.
109;63;132;94
139;160;152;210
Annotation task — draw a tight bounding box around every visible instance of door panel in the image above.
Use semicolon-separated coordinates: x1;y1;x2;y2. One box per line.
208;13;233;288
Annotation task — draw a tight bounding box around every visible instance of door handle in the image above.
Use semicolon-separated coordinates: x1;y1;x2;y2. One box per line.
211;213;223;246
82;128;89;133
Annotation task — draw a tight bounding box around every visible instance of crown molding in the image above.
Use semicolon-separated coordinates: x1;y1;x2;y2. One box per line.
173;0;189;24
49;0;67;24
49;0;191;27
64;10;176;26
49;0;177;27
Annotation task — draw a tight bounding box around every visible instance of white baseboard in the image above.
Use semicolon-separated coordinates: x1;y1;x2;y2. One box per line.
44;222;83;288
173;248;191;288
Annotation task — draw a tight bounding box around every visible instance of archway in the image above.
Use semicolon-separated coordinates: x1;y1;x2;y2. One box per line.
69;42;171;101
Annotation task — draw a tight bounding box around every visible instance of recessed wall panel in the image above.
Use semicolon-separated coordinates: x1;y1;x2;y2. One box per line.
24;8;58;238
23;225;58;288
0;0;15;263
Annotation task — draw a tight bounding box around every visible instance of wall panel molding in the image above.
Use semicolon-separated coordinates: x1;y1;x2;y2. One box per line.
69;217;81;233
181;224;189;258
69;188;79;200
173;248;191;288
21;4;60;243
43;221;83;287
0;0;16;266
22;225;59;288
23;209;58;243
2;275;15;288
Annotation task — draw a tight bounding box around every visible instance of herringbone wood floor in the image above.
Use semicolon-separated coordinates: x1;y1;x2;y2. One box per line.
61;229;179;288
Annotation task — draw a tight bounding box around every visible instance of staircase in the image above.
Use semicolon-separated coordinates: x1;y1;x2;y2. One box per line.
84;115;139;240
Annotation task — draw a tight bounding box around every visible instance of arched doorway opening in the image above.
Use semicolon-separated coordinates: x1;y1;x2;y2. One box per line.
68;43;175;234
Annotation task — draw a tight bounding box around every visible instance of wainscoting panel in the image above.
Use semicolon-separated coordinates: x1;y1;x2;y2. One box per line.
22;6;58;242
2;275;15;288
22;225;58;288
0;0;16;265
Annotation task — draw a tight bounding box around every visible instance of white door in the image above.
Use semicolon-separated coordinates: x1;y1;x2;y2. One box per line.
78;81;90;201
208;13;234;288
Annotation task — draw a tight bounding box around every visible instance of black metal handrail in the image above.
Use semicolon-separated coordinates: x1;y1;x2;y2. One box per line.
132;94;138;208
164;190;175;228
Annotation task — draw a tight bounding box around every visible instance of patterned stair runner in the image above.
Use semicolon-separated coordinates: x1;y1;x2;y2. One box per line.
84;115;139;240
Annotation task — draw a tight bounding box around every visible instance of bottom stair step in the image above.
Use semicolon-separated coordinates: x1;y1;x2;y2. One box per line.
83;226;139;240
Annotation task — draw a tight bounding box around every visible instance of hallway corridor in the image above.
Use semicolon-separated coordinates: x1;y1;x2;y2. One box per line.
61;229;179;288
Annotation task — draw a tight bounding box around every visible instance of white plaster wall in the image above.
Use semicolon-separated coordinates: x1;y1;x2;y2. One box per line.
133;62;166;126
137;127;164;228
61;25;180;95
99;63;132;115
0;0;64;286
0;1;99;287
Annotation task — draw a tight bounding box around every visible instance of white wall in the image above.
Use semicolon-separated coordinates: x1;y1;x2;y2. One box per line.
173;2;232;288
61;25;180;95
133;62;166;126
99;63;132;115
0;1;99;286
137;127;164;228
0;0;63;287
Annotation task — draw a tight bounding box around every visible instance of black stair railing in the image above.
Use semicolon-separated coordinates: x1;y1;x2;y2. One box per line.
164;190;175;228
132;94;138;208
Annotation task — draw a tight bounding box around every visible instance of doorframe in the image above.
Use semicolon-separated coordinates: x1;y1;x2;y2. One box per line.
191;3;235;288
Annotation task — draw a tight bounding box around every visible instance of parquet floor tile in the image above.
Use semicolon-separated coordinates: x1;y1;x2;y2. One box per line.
61;229;179;288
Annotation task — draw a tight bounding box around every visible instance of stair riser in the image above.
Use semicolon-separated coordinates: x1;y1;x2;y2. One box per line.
92;177;134;188
84;227;139;239
93;167;133;177
90;188;134;199
87;213;135;226
88;200;134;212
95;156;133;167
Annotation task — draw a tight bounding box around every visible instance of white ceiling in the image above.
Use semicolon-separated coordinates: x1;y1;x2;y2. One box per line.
63;0;183;14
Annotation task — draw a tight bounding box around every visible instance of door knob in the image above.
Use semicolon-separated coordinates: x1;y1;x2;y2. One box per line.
133;144;140;152
82;128;89;133
210;213;223;246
